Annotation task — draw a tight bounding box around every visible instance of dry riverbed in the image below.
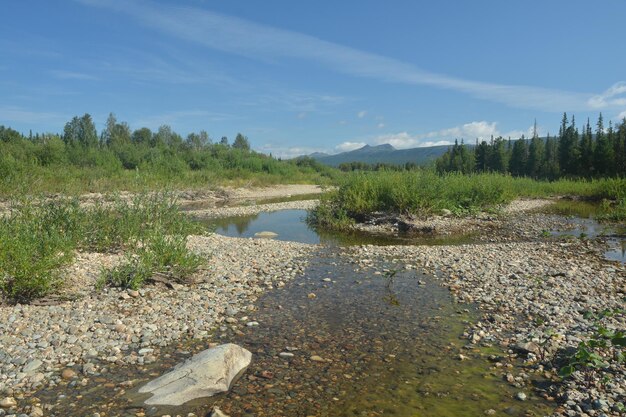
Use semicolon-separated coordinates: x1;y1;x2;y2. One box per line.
0;194;624;417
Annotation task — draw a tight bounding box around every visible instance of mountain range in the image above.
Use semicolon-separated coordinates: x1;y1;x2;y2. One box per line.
304;143;454;167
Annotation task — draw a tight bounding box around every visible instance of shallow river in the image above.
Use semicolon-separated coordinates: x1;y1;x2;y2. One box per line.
32;201;623;416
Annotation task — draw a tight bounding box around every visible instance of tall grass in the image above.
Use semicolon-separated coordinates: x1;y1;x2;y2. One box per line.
309;171;626;230
0;194;204;302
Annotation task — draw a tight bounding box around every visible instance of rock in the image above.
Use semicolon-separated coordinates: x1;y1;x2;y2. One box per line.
22;359;43;374
139;343;252;406
515;392;527;401
259;370;274;379
278;352;294;359
310;355;325;362
246;321;259;327
61;368;77;380
441;209;453;217
322;278;332;282
30;406;44;417
254;231;278;239
0;397;16;408
514;341;540;355
307;293;317;299
210;407;230;417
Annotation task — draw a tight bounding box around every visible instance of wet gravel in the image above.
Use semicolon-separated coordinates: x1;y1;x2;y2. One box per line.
346;211;626;417
0;233;313;412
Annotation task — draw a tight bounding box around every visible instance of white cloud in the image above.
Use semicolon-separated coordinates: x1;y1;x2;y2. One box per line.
588;82;626;109
616;110;626;120
369;120;533;149
377;123;385;128
336;141;366;152
297;112;307;119
259;144;328;159
357;110;367;118
76;0;622;112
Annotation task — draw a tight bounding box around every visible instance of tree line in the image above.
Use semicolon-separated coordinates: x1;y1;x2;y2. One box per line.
436;114;626;179
0;113;333;183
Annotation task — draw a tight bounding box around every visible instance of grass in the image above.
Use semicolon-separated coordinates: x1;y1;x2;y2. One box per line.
309;171;626;230
597;198;626;222
0;194;204;303
99;231;203;290
0;154;338;196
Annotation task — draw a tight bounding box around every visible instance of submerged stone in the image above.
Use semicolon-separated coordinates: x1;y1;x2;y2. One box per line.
139;343;252;406
254;231;278;238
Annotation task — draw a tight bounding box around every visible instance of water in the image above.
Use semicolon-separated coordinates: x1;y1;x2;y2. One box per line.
541;200;626;263
210;209;477;247
30;199;621;415
34;253;553;417
179;193;322;212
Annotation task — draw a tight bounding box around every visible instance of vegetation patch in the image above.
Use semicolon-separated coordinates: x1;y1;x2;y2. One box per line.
0;194;204;303
310;171;626;231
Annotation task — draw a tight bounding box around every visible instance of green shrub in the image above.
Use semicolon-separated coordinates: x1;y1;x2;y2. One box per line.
100;231;203;289
0;194;204;302
0;200;77;302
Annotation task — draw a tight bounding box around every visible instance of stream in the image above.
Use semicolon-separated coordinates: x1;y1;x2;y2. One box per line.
28;200;624;416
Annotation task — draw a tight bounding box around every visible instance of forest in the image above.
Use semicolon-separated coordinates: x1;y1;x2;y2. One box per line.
436;114;626;179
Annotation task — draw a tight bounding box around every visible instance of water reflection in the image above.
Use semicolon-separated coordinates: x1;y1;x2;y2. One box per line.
205;210;477;247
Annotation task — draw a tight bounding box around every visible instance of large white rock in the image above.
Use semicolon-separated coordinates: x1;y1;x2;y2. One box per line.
139;343;252;406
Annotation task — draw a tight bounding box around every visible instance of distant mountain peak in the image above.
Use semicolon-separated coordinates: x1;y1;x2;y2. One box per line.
304;142;454;167
352;143;395;154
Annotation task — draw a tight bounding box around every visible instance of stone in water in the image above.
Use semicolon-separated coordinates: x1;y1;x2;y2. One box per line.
139;343;252;406
254;231;278;239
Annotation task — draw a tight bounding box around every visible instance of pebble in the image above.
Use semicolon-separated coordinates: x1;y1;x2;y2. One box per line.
0;398;16;408
0;228;312;403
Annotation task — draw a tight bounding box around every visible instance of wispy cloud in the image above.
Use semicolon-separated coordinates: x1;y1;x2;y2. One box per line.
588;82;626;108
0;106;68;126
357;110;367;118
238;91;345;113
50;70;99;80
336;141;366;152
132;110;234;129
76;0;624;112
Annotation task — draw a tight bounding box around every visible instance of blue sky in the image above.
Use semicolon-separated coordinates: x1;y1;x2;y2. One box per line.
2;0;626;157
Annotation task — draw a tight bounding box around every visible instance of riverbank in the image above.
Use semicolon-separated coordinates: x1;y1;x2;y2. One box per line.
0;233;314;412
346;209;625;416
1;196;624;416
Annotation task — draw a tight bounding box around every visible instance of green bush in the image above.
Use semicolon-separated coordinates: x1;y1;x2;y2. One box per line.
0;194;204;302
100;231;203;289
0;201;77;302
